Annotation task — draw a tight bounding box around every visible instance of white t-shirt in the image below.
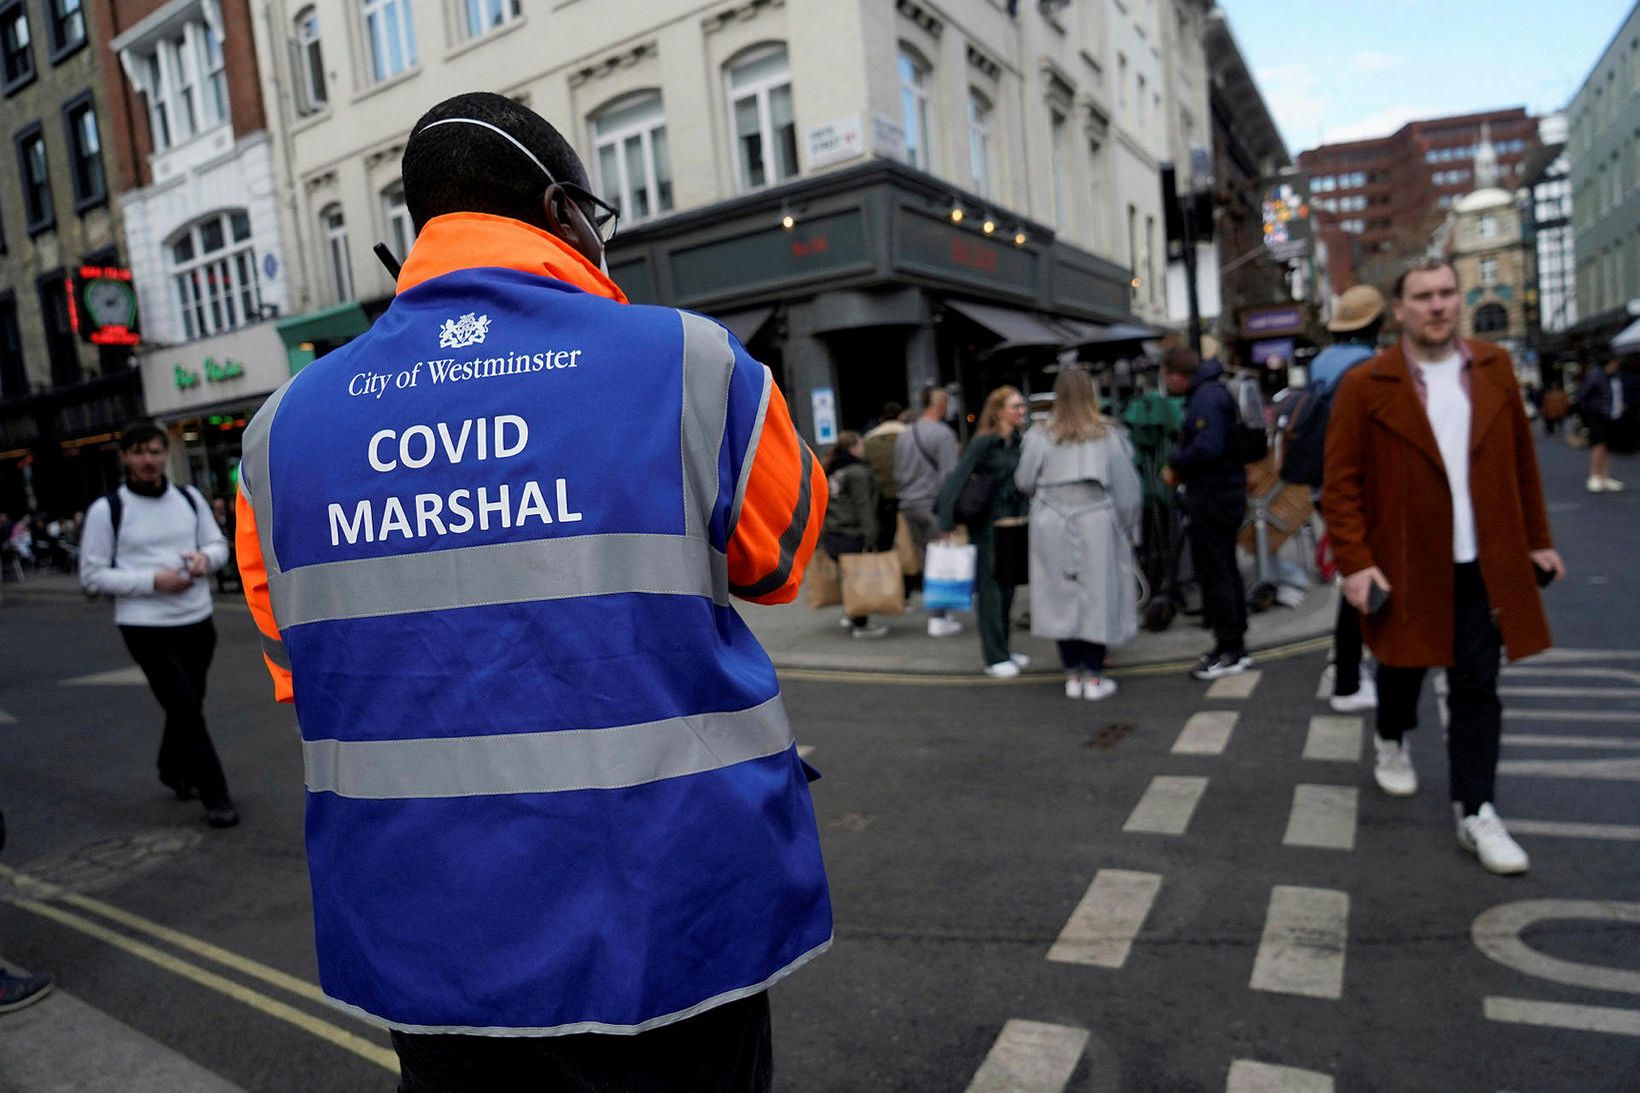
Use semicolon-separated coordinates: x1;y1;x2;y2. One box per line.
1415;354;1477;564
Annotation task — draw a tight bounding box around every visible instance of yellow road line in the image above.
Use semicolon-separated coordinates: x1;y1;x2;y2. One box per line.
9;897;397;1073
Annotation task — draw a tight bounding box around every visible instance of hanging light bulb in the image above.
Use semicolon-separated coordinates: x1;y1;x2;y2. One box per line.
982;216;996;235
1013;228;1027;247
780;204;795;230
949;199;965;224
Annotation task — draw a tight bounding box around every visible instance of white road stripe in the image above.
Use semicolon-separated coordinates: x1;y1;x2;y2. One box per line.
1497;758;1640;781
1283;786;1359;851
1502;665;1640;684
1503;734;1640;750
1498;686;1640;699
59;666;147;686
1504;709;1638;723
1534;648;1640;662
1315;665;1334;701
1047;869;1162;968
1172;711;1238;755
1207;670;1262;700
1302;716;1363;762
1226;1060;1335;1092
1251;886;1349;1000
1505;820;1640;842
1123;776;1209;836
966;1020;1090;1092
1484;996;1640;1037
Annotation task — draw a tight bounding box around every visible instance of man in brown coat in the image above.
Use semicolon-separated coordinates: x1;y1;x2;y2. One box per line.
1323;257;1565;875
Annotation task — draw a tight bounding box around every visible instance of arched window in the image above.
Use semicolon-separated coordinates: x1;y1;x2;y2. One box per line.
293;6;327;113
898;46;933;171
169;211;259;340
967;89;992;197
591;92;673;223
381;181;414;264
1473;302;1508;334
726;44;796;191
320;203;353;303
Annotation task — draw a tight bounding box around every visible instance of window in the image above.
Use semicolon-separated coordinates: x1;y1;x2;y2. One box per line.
169;211;261;340
15;124;53;234
1126;203;1139;281
1479;256;1499;286
46;0;85;59
293;7;327;113
1117;53;1127;111
967;90;992;198
898;47;932;171
2;0;34;91
591;92;673;224
1051;109;1069;229
38;273;77;386
62;92;104;210
461;0;520;41
140;22;230;151
0;293;23;399
1473;302;1508;334
362;0;417;83
1478;214;1497;239
1136;74;1147;124
321;204;354;303
726;44;796;191
1145;214;1158;304
382;181;414;262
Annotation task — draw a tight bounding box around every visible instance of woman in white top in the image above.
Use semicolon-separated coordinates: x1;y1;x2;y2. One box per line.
1015;367;1143;700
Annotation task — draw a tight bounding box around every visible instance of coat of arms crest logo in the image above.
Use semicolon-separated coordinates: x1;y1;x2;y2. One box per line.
438;312;491;349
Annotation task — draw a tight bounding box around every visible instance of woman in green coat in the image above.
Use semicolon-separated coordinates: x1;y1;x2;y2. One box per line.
823;431;888;638
938;386;1030;676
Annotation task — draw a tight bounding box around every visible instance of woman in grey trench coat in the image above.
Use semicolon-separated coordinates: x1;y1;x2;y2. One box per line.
1015;367;1142;700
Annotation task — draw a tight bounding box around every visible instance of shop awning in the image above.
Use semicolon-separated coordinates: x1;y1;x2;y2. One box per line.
275;303;373;372
1068;320;1163;347
944;300;1070;351
713;306;776;346
1612;316;1640;355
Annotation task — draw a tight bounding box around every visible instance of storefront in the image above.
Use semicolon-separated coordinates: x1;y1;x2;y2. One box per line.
605;158;1142;443
1235;302;1318;392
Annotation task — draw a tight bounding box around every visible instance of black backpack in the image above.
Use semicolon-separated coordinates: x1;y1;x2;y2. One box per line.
1278;387;1333;488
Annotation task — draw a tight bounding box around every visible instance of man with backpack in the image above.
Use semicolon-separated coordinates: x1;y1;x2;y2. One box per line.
79;421;237;828
1284;285;1384;713
1163;345;1252;680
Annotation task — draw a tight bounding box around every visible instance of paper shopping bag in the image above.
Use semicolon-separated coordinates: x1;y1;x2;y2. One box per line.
840;552;905;617
807;551;842;608
894;512;923;576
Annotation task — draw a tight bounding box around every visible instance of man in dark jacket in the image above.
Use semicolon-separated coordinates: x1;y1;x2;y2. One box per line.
1577;358;1627;493
1163;346;1250;680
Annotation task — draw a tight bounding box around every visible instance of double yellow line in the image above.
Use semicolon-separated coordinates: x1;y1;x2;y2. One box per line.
0;863;397;1073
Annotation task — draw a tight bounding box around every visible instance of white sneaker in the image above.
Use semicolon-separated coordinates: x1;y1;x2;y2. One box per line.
1082;678;1118;701
851;623;889;639
1330;677;1378;713
1010;653;1031;669
1603;477;1626;492
984;660;1021;679
1372;736;1417;797
839;616;854;629
1588;475;1605;493
927;617;964;638
1457;804;1530;875
1065;676;1084;699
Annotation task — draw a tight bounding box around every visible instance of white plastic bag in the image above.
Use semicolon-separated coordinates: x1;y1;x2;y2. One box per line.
923;541;977;612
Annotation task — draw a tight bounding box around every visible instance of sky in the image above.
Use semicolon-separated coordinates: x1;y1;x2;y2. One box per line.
1221;0;1636;154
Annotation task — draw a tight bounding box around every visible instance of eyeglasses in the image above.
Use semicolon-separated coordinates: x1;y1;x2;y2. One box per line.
1005;399;1027;409
559;182;621;244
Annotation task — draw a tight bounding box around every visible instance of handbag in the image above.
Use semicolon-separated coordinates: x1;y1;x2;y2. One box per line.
953;468;996;526
924;541;977;611
807;551;842;608
991;517;1030;587
840;552;905;617
894;512;923;576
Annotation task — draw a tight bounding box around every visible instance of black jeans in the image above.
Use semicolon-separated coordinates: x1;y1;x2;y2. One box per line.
120;618;229;808
1333;599;1366;695
1374;563;1503;813
823;531;869;628
392;992;772;1093
1184;486;1247;656
1057;640;1108;674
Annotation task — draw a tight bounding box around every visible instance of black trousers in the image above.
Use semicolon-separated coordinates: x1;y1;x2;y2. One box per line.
1184;487;1248;656
392;992;772;1093
823;531;869;627
1333;599;1366;695
1374;563;1503;812
119;618;229;808
1057;640;1108;674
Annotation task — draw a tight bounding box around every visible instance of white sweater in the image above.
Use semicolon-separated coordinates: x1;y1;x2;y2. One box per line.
1415;355;1477;564
79;483;229;627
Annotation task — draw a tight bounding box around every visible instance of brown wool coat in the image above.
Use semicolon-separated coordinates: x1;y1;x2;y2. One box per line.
1322;340;1554;667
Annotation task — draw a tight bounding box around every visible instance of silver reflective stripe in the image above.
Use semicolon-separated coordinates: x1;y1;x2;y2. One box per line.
271;533;729;627
727;365;773;538
679;312;735;541
729;438;814;600
240;375;301;579
260;633;291;671
303;696;793;799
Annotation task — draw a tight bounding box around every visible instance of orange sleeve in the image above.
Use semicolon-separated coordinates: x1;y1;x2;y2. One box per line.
727;381;828;605
236;489;294;703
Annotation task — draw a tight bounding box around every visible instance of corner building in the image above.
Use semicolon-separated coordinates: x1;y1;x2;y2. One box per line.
251;0;1217;442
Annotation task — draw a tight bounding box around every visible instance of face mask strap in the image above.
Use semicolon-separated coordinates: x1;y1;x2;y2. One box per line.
417;117;556;183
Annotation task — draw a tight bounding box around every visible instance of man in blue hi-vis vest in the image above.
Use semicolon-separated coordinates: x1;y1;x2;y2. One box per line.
235;92;831;1091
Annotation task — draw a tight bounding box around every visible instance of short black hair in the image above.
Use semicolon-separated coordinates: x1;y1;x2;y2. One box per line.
119;420;168;451
1162;346;1200;376
402;93;589;233
881;401;903;421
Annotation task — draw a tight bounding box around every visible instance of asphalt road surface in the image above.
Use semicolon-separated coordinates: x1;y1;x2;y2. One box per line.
0;437;1634;1092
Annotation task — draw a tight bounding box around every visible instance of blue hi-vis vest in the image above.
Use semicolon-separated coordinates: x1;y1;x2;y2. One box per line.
240;268;831;1034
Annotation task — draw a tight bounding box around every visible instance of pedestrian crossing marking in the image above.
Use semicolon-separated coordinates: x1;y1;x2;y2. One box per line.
59;666;147;686
1315;665;1333;701
1172;711;1237;755
1504;734;1640;750
1505;708;1639;723
1251;886;1349;1000
1483;996;1640;1037
1123;776;1208;836
1497;758;1640;781
1302;716;1363;763
1206;670;1262;700
966;1020;1089;1092
1472;899;1640;996
1047;869;1162;969
1503;665;1640;685
1283;786;1359;851
1226;1060;1335;1092
1499;686;1640;699
1506;820;1640;842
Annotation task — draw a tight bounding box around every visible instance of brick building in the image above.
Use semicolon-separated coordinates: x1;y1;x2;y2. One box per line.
1297;108;1539;293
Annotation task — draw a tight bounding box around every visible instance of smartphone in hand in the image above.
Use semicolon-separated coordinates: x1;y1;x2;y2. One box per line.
1533;561;1557;589
1365;582;1389;615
